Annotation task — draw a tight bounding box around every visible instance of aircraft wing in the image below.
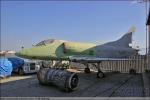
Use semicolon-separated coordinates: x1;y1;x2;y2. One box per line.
69;56;131;63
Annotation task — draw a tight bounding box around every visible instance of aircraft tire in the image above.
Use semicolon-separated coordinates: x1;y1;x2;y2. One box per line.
129;69;136;75
97;71;105;78
18;68;24;75
84;67;91;73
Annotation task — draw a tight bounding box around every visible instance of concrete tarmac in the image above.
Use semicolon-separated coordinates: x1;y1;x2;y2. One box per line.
0;72;145;97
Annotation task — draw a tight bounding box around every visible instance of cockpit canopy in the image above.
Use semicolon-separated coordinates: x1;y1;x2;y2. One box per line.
36;39;55;46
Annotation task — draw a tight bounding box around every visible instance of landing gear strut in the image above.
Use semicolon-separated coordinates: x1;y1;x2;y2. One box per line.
96;63;105;78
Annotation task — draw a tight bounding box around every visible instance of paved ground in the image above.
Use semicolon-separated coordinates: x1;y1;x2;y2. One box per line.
0;71;145;97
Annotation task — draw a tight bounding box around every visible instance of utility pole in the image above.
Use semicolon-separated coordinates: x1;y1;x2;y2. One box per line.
144;0;150;71
137;0;150;70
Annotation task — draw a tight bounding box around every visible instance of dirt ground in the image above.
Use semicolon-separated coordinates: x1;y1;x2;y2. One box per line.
0;71;145;97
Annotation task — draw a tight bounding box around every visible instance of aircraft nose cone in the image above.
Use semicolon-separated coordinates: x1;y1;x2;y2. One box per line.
15;46;52;60
15;48;31;58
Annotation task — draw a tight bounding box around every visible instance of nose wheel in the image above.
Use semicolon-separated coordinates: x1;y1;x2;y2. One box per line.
84;67;91;73
97;71;105;78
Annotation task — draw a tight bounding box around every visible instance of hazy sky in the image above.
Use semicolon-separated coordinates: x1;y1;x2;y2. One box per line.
1;1;147;54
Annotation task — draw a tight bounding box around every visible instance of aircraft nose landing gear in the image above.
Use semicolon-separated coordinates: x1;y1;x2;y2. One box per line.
84;63;91;73
84;67;91;73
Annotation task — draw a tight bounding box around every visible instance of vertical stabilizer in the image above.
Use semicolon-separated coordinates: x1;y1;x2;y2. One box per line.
104;26;136;47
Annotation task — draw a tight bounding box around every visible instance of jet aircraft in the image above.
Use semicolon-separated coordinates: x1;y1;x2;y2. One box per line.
16;27;139;78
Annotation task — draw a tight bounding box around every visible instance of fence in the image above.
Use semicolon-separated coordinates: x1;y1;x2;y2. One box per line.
99;55;147;73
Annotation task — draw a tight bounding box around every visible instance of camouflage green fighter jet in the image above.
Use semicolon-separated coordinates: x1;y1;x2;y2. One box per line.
16;27;138;60
16;27;138;77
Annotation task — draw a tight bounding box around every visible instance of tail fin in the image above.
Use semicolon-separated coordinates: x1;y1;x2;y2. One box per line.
104;27;136;47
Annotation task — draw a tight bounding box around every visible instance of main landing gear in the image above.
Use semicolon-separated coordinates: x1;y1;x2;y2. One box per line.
97;71;105;78
84;63;105;78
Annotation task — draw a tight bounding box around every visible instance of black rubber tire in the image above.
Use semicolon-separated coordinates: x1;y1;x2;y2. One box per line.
84;67;91;73
129;69;136;75
97;71;105;78
18;68;24;75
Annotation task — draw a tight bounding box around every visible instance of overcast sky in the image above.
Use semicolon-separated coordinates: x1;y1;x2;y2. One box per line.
1;1;147;54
